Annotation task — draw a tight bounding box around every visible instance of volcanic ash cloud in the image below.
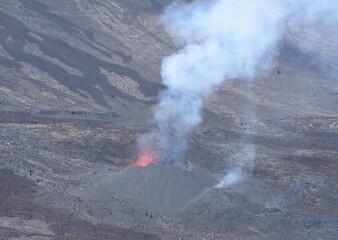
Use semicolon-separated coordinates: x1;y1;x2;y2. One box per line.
137;0;338;165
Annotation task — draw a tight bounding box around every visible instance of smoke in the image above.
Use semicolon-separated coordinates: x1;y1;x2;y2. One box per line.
215;167;244;188
139;0;338;165
285;0;338;25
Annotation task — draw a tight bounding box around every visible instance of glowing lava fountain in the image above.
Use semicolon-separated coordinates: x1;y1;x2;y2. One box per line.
131;147;158;167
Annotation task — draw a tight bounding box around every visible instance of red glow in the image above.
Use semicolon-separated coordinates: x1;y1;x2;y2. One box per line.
131;148;158;167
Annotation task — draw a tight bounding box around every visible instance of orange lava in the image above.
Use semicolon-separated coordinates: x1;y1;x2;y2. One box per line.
131;148;158;167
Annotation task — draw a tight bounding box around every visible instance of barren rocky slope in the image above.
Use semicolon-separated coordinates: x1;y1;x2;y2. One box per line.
0;0;171;114
0;0;337;239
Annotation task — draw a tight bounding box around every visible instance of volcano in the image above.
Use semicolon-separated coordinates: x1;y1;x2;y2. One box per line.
72;162;217;214
0;0;337;239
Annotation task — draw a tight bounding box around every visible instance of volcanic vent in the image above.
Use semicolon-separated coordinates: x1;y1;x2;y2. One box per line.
130;146;159;167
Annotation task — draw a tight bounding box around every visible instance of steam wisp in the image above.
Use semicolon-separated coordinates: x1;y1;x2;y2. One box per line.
215;167;244;188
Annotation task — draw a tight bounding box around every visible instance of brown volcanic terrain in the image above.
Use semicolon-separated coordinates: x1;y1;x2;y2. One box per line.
0;0;337;239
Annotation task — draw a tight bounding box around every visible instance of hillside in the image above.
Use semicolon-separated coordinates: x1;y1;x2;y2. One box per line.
0;1;337;239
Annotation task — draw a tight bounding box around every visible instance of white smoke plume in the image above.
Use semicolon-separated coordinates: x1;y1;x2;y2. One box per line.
139;0;338;164
215;167;244;188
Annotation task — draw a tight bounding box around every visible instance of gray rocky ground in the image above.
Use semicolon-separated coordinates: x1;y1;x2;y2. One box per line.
0;0;337;239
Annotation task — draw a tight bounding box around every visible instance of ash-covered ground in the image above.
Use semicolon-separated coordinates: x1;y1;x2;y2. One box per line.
0;111;337;239
0;0;337;239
